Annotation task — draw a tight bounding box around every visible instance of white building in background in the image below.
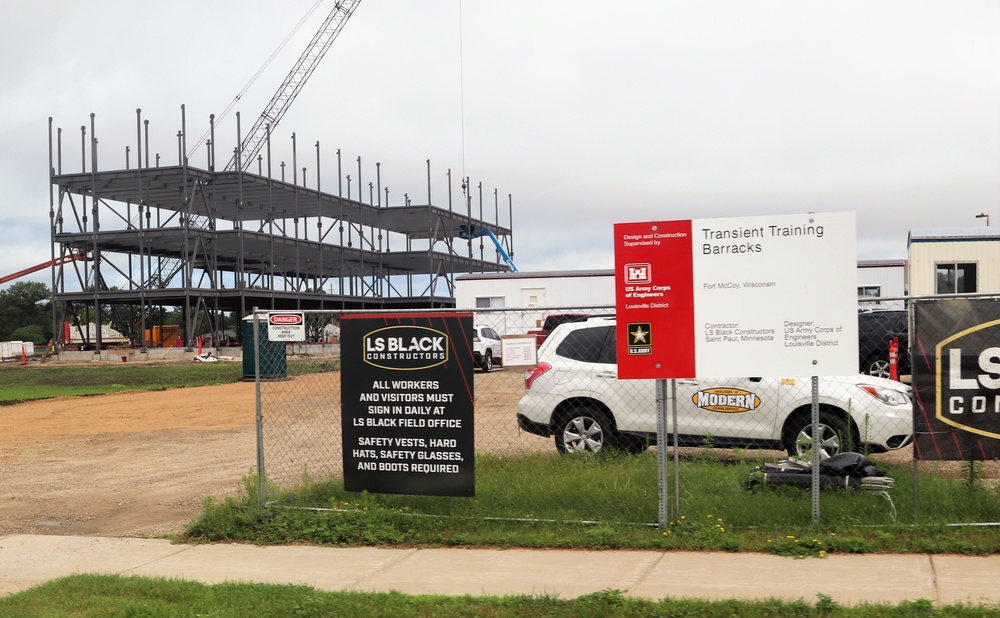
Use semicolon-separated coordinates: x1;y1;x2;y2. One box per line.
455;270;615;310
907;228;1000;297
857;259;907;309
456;270;615;335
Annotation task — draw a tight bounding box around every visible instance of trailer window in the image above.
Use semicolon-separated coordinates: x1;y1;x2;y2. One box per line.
936;263;977;294
475;296;505;308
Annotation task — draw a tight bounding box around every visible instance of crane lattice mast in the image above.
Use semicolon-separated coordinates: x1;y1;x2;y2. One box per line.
227;0;362;172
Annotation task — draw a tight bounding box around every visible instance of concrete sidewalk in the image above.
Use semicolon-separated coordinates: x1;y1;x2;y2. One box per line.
0;534;998;606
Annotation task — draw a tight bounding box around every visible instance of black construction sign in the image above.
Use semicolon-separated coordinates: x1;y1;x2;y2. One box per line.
913;298;1000;460
341;312;475;496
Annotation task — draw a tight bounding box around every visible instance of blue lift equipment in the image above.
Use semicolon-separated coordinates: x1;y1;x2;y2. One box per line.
459;225;517;272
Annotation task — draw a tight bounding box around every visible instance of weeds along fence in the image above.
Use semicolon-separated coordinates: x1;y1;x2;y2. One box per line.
251;301;1000;530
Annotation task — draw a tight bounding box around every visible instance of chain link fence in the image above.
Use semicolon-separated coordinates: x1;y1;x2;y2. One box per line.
250;300;999;530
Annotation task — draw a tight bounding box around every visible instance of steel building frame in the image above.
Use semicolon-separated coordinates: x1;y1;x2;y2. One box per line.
47;107;514;351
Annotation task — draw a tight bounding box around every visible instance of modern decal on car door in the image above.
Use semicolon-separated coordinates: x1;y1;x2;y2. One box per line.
691;388;761;413
676;379;778;441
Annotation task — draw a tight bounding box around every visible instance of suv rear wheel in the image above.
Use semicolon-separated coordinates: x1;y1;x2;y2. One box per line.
480;351;493;372
554;407;611;453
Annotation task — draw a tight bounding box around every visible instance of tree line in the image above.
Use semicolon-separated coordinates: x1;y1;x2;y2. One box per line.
0;282;235;346
0;282;51;344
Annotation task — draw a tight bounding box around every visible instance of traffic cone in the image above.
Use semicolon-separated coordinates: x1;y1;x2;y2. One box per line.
888;337;899;381
20;344;27;365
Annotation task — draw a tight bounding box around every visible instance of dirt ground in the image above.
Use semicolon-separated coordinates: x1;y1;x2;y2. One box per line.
0;377;261;537
1;366;992;538
0;367;540;538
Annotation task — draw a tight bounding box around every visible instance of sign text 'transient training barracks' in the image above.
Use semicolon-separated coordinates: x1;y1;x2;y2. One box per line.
614;212;859;379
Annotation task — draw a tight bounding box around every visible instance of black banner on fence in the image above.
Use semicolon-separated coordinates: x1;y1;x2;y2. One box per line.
341;313;475;496
913;298;1000;460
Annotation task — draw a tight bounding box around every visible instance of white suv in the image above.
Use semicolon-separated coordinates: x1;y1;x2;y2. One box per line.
472;324;502;372
517;317;913;458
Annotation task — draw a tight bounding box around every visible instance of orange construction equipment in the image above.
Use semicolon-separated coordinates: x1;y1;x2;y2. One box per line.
146;325;182;348
0;251;89;285
889;337;899;381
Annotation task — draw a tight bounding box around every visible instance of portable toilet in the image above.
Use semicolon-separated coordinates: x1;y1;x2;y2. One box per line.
242;315;287;380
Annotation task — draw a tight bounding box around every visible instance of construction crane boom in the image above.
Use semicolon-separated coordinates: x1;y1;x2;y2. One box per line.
0;251;89;286
459;225;518;272
226;0;363;172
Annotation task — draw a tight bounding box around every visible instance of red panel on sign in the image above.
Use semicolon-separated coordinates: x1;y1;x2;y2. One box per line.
614;221;696;378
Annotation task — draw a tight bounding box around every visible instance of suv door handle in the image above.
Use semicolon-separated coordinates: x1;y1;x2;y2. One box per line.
677;379;699;385
596;371;618;379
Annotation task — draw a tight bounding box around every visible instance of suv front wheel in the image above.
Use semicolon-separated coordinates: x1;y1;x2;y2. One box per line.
787;411;851;460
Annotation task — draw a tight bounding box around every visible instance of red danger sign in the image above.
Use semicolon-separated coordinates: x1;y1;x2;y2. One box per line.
267;311;306;341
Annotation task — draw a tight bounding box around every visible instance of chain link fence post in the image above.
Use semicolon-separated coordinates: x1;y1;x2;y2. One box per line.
253;308;266;509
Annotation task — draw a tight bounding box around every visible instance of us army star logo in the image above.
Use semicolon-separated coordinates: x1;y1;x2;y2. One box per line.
627;323;653;355
630;324;649;344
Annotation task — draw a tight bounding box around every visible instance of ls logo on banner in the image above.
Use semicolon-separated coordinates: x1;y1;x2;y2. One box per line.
363;325;449;371
913;299;1000;460
937;320;1000;440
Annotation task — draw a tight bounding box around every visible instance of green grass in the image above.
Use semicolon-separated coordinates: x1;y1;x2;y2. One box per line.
0;574;993;617
185;451;1000;556
0;358;337;402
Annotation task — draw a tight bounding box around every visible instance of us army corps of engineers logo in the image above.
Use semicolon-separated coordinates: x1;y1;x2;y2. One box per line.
627;322;652;355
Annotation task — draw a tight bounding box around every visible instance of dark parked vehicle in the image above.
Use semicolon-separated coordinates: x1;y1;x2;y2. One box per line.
527;313;589;347
858;310;909;378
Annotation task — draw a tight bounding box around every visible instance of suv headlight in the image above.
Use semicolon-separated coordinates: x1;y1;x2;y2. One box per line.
858;384;910;406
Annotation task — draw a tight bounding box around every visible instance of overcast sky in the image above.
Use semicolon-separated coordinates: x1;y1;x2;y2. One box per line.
2;0;998;287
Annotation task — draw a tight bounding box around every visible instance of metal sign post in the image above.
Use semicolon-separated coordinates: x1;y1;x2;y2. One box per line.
811;375;820;525
655;378;683;524
656;378;669;527
671;379;681;515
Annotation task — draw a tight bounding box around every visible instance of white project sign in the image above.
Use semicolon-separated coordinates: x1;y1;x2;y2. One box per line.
615;211;859;378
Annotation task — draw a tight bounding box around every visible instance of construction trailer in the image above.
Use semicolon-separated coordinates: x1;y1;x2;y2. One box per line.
455;270;615;310
47;109;515;353
455;269;615;339
907;227;1000;296
857;258;907;310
